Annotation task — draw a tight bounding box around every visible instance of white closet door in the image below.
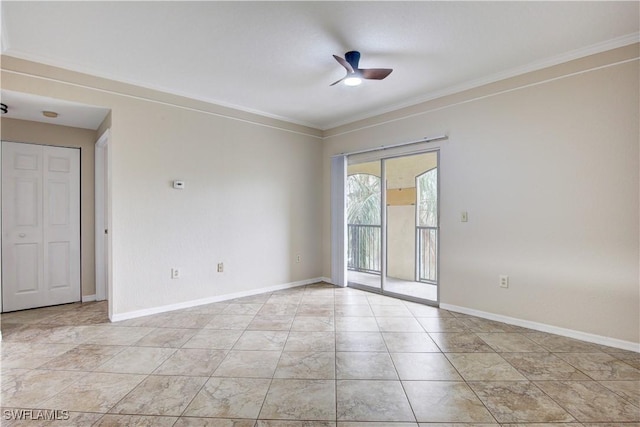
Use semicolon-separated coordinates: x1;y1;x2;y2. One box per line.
2;141;80;312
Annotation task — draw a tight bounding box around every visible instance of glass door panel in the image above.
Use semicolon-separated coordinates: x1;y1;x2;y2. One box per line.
417;166;438;285
346;161;382;291
384;152;438;303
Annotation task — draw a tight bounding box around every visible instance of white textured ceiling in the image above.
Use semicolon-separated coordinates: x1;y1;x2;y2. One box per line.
2;1;638;130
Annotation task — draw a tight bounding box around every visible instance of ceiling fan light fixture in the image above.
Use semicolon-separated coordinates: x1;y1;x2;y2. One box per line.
331;51;392;87
344;76;362;86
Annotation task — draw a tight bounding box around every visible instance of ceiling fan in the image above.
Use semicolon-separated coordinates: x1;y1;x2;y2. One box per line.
331;51;393;87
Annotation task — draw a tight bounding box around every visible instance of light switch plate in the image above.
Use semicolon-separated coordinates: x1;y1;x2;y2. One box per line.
499;275;509;288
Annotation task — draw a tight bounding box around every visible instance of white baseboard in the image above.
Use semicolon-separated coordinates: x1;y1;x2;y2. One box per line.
81;294;96;302
440;303;640;353
110;277;323;322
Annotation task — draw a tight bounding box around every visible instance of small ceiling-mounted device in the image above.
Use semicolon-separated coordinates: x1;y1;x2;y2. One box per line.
330;51;393;86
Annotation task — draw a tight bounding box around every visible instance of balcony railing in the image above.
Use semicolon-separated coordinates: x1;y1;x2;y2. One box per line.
417;226;438;283
347;224;381;274
348;224;438;284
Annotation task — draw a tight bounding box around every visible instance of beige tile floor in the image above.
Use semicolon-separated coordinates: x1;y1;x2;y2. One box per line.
1;282;639;426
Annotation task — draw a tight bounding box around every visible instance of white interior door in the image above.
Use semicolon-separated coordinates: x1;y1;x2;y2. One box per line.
2;141;80;312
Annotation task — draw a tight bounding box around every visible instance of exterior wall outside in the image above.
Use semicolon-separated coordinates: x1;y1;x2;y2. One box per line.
387;205;415;281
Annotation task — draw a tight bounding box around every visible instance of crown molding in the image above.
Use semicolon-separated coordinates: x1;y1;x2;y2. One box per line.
1;48;323;133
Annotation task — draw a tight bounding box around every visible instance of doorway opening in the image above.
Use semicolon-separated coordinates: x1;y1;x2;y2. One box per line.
347;150;439;305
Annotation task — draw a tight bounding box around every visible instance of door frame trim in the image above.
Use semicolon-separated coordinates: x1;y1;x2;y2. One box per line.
330;155;347;287
94;129;110;305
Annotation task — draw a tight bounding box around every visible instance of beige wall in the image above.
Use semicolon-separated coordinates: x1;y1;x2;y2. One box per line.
324;45;640;344
1;118;97;298
1;56;323;317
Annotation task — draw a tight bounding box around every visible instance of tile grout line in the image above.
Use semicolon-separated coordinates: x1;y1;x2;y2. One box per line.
380;303;420;426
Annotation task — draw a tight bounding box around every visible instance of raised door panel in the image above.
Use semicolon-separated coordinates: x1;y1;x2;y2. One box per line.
15;243;40;293
47;181;70;226
48;241;71;289
15;178;39;227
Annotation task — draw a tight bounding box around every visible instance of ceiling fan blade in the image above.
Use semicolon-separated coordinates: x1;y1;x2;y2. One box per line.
333;55;354;73
330;76;347;86
360;68;393;80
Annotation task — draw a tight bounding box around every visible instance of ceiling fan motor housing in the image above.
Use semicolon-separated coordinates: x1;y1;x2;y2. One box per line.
345;51;361;71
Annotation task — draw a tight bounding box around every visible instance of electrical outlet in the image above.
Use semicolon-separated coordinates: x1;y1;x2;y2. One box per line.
499;275;509;288
171;268;180;279
217;263;224;273
296;255;301;263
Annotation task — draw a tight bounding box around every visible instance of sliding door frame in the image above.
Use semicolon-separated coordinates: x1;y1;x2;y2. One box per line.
345;148;441;307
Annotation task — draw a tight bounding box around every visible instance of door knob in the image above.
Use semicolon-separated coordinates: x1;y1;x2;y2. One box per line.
19;233;26;238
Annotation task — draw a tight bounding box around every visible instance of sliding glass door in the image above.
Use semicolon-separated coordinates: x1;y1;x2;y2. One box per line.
347;151;439;304
384;152;438;303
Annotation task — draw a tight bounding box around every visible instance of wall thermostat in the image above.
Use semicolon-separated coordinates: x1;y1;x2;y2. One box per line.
173;180;185;189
